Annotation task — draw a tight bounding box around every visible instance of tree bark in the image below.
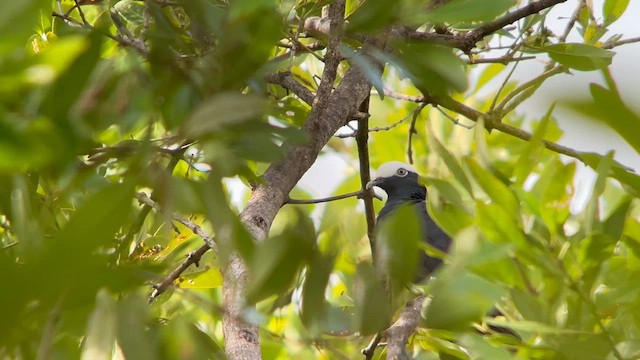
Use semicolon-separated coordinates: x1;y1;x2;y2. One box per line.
221;6;386;360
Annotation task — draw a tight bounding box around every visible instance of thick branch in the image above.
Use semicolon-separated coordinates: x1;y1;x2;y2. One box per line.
222;3;383;359
385;296;426;360
266;72;315;105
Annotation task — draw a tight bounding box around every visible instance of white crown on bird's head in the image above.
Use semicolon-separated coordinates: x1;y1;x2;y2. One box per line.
373;161;417;178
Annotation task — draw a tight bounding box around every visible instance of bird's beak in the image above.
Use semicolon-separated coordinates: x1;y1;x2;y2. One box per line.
365;178;381;190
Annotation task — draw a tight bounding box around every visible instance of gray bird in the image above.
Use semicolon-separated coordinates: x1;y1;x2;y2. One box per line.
366;161;518;338
366;161;451;280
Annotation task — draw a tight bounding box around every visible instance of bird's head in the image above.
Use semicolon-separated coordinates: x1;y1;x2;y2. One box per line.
365;161;424;199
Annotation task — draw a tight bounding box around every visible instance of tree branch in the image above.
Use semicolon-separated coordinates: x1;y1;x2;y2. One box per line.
223;2;380;359
384;296;426;360
286;190;381;204
266;71;315;106
148;244;211;302
408;0;568;52
356;95;378;263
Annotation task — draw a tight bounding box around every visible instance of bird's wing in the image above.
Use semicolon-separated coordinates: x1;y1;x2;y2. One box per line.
414;200;452;279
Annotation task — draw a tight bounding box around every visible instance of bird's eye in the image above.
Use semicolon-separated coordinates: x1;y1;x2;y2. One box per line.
396;168;408;177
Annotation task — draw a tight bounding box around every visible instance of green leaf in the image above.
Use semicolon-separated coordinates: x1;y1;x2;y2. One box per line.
376;204;421;288
465;157;519;214
346;0;398;33
581;153;640;199
426;269;505;331
473;63;506;94
199;176;254;264
353;263;390;335
396;42;467;96
0;0;48;56
603;0;630;26
117;295;159;360
570;83;640;155
423;0;516;24
176;267;223;289
476;202;527;249
81;290;116;360
513;104;555;185
542;43;614;71
457;333;512;360
42;32;103;139
183;93;266;138
247;208;315;303
301;254;335;334
426;130;474;196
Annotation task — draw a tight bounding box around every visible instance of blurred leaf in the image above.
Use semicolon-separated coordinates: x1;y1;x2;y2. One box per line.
569;83;640;155
42;32;103;141
423;0;516;24
426;269;505;331
0;0;48;55
396;42;467;96
473;63;506;94
342;45;385;99
542;43;614;71
603;0;630;26
183;93;266;138
465;157;519;214
81;289;116;360
247;208;315;303
117;295;158;360
199;176;254;264
353;263;390;335
426;130;474;196
513;104;554;184
457;333;511;359
376;204;421;289
346;0;398;33
301;254;335;334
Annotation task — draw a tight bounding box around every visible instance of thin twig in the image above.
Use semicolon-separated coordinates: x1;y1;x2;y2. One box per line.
466;55;536;64
558;0;584;43
135;192;217;251
407;104;425;164
116;144;188;260
435;106;473;129
148;244;211;302
602;36;640;49
493;66;565;116
286;190;381;204
361;333;382;360
336;104;421;138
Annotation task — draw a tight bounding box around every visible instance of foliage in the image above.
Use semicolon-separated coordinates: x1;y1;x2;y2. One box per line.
0;0;639;359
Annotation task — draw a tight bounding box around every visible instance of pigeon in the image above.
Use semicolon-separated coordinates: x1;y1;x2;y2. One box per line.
365;161;451;280
366;161;518;338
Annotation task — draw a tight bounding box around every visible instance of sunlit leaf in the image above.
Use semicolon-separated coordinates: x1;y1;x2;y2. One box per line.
176;267;223;289
603;0;630;26
542;43;614;71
